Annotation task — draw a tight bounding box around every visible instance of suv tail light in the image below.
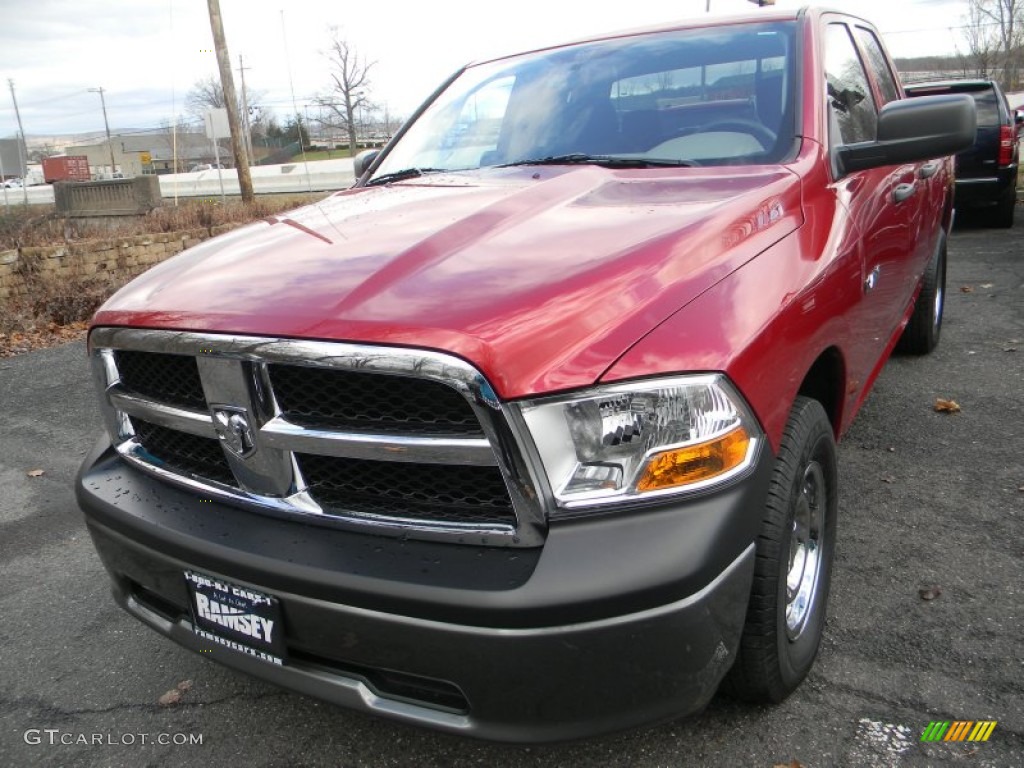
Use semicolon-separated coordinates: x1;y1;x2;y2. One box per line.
998;125;1014;166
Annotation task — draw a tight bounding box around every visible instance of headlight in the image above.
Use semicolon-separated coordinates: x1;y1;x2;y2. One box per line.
514;375;761;511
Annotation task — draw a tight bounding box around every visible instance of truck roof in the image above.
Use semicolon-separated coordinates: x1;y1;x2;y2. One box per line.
470;6;873;69
904;79;1000;92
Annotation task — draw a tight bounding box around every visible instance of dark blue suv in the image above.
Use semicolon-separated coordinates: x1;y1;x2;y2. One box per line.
906;79;1020;227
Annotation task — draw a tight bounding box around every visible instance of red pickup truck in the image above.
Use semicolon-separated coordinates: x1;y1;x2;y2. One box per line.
76;8;974;741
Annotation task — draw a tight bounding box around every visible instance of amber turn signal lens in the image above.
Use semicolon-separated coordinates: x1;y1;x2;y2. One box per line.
635;426;751;492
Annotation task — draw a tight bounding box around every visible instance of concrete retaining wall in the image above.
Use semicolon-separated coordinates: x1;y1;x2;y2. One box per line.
54;176;162;217
0;225;232;301
3;158;357;208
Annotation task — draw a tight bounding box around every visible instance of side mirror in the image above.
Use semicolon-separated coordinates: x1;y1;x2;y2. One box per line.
353;149;379;179
837;94;976;174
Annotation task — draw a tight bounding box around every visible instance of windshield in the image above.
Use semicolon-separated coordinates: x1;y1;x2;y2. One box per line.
372;21;797;180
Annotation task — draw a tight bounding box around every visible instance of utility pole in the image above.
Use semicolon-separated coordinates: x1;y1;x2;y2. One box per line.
206;0;254;202
7;78;29;204
237;54;254;162
0;148;10;208
88;87;118;177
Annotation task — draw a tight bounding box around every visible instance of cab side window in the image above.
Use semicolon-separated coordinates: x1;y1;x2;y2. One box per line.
855;27;900;106
825;23;878;145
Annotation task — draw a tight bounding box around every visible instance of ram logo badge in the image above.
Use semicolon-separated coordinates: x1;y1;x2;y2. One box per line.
212;406;256;459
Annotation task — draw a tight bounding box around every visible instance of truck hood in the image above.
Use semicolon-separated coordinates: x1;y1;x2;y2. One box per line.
95;165;801;398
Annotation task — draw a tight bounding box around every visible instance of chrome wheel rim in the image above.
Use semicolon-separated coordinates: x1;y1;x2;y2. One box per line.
785;460;825;640
933;273;944;329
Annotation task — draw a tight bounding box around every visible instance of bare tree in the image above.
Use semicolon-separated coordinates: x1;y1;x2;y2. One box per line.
185;75;266;154
186;76;266;123
964;0;999;77
315;28;375;155
185;75;230;121
247;104;270;143
966;0;1024;88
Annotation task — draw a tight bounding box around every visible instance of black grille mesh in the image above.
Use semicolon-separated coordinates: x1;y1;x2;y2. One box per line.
268;364;483;436
111;347;516;533
116;351;207;411
132;418;235;486
297;453;515;526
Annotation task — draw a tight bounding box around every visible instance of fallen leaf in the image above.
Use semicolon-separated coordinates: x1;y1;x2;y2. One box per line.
26;469;44;477
773;762;804;768
919;585;942;601
881;474;897;484
934;398;961;414
980;283;994;289
960;285;974;293
157;688;182;707
176;679;193;693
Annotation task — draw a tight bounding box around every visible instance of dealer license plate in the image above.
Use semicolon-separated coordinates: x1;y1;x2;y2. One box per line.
184;570;286;665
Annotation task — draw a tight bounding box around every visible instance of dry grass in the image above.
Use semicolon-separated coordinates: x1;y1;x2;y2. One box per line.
0;265;111;355
0;194;327;250
0;194;329;352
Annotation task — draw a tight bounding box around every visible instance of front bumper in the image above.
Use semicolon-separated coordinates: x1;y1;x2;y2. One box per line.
77;436;772;742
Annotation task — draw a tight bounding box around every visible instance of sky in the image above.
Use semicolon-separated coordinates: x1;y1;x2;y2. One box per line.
0;0;969;142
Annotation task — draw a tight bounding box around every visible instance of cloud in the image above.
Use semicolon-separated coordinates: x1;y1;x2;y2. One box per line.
0;0;973;139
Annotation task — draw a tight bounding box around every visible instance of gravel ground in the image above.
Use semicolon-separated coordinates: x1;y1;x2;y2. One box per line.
0;217;1021;767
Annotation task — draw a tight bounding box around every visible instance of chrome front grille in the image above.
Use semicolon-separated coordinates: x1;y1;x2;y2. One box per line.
131;418;236;486
89;329;545;546
268;364;484;436
295;453;516;526
115;350;207;410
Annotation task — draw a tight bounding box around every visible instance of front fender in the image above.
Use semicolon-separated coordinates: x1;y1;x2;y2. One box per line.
599;223;860;452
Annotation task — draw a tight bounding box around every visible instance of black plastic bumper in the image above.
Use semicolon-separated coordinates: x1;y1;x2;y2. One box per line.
954;166;1017;208
77;437;773;742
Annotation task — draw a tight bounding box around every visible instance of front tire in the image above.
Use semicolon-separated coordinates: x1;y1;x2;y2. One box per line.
724;396;838;703
896;232;946;356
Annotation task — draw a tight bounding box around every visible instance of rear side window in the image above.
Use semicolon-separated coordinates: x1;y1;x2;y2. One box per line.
854;27;900;105
825;23;878;145
969;89;1000;127
905;84;1003;128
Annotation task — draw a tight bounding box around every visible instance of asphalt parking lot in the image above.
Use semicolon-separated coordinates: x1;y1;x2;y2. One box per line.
0;217;1021;768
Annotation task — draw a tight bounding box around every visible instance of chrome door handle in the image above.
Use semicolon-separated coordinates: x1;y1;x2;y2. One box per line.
893;182;916;203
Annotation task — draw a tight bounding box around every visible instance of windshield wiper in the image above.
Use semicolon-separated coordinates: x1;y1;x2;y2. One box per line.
366;167;448;186
497;154;696;169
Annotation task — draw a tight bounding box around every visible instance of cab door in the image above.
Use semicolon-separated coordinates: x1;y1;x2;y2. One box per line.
823;21;921;396
853;25;939;294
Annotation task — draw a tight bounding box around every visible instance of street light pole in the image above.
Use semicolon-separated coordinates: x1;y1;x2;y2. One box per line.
88;87;118;177
237;54;254;161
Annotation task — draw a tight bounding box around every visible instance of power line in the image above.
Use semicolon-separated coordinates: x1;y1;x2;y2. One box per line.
882;19;1008;36
14;88;91;108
